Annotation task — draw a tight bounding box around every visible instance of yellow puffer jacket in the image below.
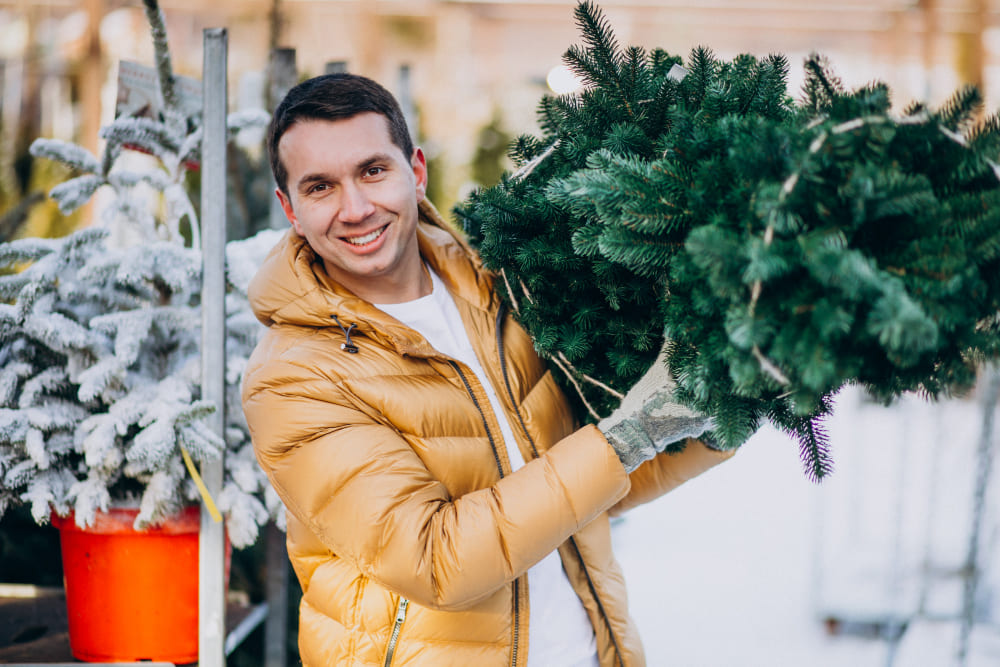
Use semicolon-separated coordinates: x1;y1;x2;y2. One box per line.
242;201;734;667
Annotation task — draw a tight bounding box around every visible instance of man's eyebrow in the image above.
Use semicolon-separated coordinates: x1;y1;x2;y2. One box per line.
358;153;395;169
296;173;330;190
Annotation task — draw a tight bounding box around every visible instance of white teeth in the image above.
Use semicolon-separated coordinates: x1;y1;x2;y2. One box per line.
345;226;384;246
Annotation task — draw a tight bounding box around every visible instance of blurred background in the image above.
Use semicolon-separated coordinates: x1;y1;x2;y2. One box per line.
0;1;998;665
3;0;1000;229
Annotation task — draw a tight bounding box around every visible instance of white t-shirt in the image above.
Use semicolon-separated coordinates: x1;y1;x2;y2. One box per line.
375;268;599;667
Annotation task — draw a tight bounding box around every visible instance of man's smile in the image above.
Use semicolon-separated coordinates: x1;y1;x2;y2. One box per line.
342;224;389;247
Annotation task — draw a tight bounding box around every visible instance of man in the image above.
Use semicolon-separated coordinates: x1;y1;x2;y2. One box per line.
242;73;734;667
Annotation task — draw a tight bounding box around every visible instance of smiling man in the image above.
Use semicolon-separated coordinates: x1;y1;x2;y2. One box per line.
242;73;734;667
275;111;429;304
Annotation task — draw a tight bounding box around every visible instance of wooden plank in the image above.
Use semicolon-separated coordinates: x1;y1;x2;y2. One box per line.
0;598;259;664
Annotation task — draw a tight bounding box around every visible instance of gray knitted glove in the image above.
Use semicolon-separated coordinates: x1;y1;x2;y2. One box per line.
598;343;714;473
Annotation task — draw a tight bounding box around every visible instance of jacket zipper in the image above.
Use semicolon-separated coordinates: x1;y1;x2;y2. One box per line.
447;359;520;667
494;306;626;667
449;360;505;479
383;597;409;667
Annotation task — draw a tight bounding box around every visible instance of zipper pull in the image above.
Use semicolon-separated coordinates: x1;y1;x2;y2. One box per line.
395;598;409;622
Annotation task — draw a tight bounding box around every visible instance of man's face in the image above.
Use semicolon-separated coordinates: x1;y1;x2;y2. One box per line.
276;112;427;303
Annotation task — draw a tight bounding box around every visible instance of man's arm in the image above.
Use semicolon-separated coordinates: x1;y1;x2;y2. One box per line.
244;360;631;612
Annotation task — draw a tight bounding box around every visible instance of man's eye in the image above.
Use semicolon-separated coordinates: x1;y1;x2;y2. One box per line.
366;167;384;177
309;183;329;194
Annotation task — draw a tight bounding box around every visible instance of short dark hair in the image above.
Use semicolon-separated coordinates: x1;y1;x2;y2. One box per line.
266;73;414;197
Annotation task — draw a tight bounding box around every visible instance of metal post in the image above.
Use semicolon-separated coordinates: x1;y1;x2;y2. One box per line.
267;47;297;230
266;47;296;114
397;64;417;146
0;58;23;199
957;367;1000;666
200;27;228;667
264;522;288;667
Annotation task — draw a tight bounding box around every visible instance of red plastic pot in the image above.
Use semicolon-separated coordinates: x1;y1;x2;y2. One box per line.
51;506;230;664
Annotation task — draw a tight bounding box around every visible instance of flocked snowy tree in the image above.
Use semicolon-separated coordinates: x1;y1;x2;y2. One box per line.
0;0;282;546
457;1;1000;479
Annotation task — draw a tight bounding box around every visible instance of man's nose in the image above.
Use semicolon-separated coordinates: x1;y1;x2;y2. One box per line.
339;182;375;223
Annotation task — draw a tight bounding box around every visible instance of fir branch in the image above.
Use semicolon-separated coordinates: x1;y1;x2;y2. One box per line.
100;116;184;164
556;351;625;399
107;169;171;193
569;2;634;118
49;175;105;215
549;353;602;420
178;126;202;167
500;269;522;315
938;85;983;133
141;0;178;113
20;470;61;524
801;54;843;114
684;46;720;109
511;141;560;180
0;274;33;305
0;361;33;408
0;409;29;447
217;482;268;548
745;113;895;384
18;367;69;409
76;357;127;405
227;108;271;134
79;416;121;470
135;469;183;529
4;459;36;490
0;236;58;267
28;138;101;175
794;414;833;481
24;428;48;469
22;310;95;356
67;475;113;528
573;2;624;88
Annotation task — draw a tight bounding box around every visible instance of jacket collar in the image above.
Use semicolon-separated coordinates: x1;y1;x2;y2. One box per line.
248;200;496;358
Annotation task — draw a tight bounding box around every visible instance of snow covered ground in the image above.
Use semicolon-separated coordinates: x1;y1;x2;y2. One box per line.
614;384;1000;667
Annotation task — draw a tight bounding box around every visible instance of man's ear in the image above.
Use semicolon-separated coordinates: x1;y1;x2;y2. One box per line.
276;188;303;236
411;147;428;204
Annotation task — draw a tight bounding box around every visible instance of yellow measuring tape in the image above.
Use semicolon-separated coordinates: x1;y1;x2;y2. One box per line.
180;446;223;523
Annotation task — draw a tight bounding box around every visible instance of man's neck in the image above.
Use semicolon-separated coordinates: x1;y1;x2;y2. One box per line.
323;256;432;305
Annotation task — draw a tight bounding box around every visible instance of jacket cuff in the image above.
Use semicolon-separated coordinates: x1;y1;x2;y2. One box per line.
544;423;632;528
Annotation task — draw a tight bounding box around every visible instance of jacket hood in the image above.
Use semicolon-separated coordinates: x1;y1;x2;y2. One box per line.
248;199;496;355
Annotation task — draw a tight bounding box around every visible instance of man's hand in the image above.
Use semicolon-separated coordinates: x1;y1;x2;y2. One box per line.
598;342;714;473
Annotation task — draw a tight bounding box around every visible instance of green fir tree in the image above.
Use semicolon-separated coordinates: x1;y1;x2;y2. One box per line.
456;1;1000;479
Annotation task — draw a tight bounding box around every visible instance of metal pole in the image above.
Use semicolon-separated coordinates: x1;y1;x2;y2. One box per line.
957;366;1000;666
397;64;417;147
200;27;228;667
267;47;297;231
264;522;288;667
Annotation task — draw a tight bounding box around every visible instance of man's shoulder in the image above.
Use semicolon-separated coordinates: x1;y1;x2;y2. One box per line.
242;324;351;394
241;321;418;399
